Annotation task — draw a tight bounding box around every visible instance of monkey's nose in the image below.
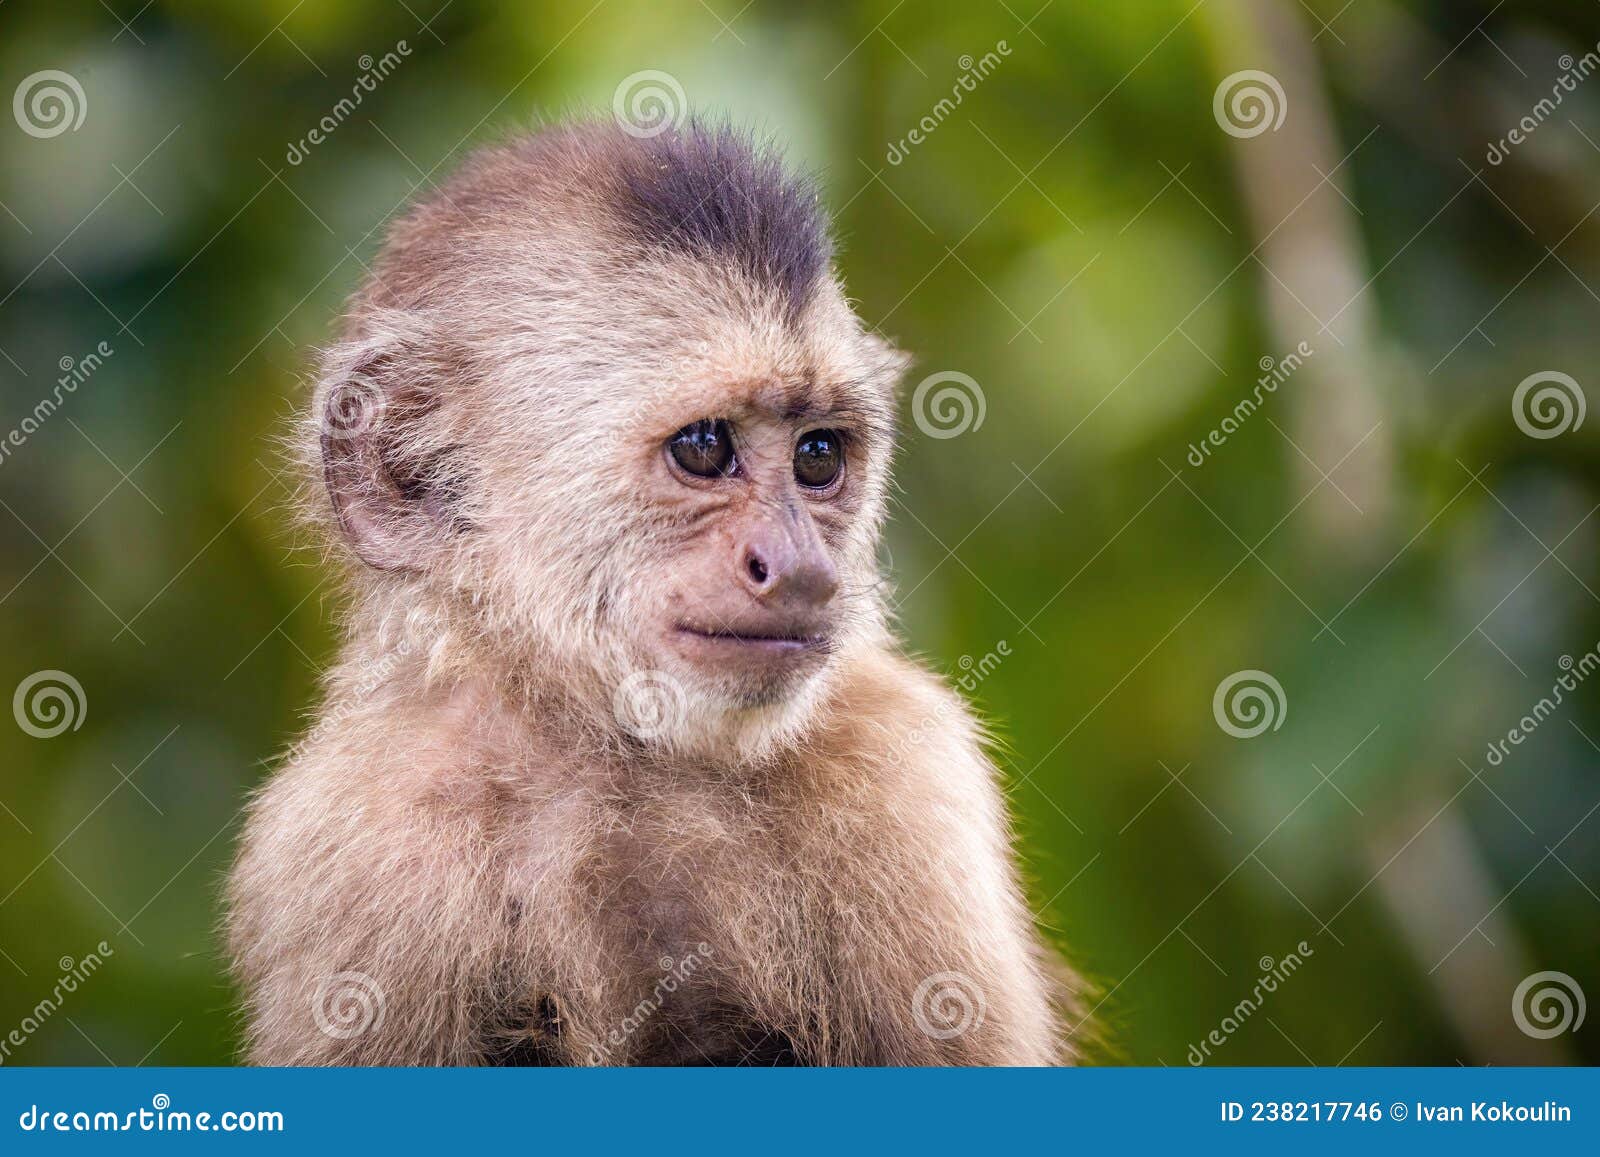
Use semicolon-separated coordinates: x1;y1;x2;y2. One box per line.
739;538;839;607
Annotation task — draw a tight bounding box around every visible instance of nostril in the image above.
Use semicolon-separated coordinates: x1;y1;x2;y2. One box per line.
747;553;769;586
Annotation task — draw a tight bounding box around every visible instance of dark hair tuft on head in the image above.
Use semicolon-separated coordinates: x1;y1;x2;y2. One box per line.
613;121;833;317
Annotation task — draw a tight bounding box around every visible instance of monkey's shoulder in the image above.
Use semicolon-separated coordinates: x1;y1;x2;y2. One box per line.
247;674;547;830
819;648;989;755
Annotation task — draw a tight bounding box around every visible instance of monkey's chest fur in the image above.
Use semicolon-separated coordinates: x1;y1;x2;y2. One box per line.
234;707;1008;1066
482;784;851;1067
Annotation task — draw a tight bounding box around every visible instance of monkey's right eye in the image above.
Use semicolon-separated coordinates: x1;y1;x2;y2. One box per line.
668;419;736;478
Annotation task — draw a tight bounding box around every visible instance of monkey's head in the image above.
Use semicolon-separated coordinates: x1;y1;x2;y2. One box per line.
308;121;907;760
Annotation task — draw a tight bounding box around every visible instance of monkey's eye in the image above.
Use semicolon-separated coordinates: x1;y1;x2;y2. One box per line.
794;429;844;490
668;419;736;478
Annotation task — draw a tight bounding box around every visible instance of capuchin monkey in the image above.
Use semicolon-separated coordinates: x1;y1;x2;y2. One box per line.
226;118;1078;1066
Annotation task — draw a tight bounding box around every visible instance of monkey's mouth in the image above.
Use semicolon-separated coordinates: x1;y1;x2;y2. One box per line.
673;623;831;656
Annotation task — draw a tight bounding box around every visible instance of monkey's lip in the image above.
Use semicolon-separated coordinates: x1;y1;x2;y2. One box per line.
673;623;830;654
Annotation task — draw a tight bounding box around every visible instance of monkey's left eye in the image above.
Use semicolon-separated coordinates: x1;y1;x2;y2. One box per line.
794;429;844;490
669;419;736;478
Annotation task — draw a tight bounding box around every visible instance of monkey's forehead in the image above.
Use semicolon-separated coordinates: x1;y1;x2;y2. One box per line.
374;120;835;323
615;282;897;438
650;367;892;433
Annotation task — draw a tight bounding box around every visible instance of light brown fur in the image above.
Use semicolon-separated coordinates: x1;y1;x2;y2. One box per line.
226;119;1077;1065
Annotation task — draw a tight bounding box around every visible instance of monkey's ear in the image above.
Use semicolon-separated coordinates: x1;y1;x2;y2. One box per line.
316;331;460;572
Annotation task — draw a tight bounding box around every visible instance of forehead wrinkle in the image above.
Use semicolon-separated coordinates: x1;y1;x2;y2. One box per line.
748;375;815;419
725;376;887;430
806;378;896;441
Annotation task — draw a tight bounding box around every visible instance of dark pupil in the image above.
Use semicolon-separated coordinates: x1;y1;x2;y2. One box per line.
670;419;735;477
794;430;842;488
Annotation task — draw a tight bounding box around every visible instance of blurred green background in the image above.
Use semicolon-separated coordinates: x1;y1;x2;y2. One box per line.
2;0;1598;1066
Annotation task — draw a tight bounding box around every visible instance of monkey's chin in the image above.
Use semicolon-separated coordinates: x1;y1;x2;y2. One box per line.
653;626;837;758
676;670;834;765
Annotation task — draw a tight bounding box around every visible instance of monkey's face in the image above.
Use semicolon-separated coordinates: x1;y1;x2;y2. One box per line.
654;413;848;691
316;288;901;761
595;293;904;748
